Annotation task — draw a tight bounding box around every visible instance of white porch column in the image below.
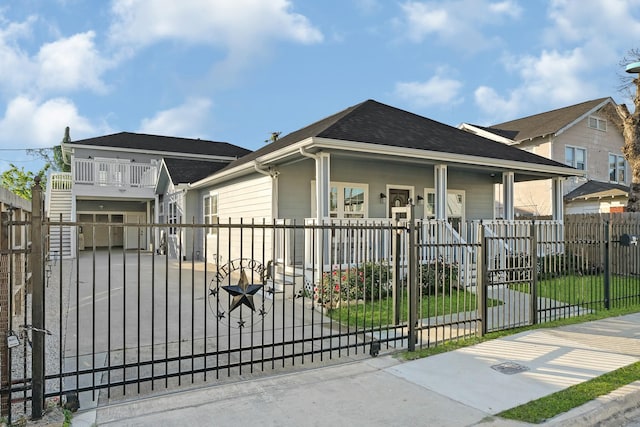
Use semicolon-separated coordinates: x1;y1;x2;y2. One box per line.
315;153;331;220
552;177;564;221
154;195;160;254
502;171;515;220
314;153;330;275
434;164;448;220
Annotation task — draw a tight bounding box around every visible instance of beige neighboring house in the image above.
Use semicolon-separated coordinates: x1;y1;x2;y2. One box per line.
460;97;629;216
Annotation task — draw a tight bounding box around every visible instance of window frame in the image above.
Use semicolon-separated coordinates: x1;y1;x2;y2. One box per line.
312;181;369;218
423;188;466;222
588;116;607;132
609;153;626;183
167;200;178;236
565;145;587;171
203;193;219;235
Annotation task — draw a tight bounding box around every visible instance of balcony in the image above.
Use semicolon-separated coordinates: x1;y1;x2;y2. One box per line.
73;158;158;188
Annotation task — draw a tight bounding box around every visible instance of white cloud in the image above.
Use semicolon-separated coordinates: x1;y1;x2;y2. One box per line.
138;98;213;137
108;0;323;83
354;0;382;14
36;32;111;94
394;73;463;107
543;0;640;72
473;1;640;123
0;96;96;148
488;0;522;17
109;0;323;51
398;0;522;50
546;0;640;45
0;14;112;96
474;48;598;120
0;15;38;95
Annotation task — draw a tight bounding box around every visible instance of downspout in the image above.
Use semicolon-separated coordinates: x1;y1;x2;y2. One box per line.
299;147;320;221
254;162;280;219
300;147;330;277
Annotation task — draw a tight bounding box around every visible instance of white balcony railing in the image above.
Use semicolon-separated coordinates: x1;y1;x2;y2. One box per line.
74;158;158;188
49;172;73;190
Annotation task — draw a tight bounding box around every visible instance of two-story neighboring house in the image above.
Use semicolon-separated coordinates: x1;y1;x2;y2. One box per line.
460;97;629;216
47;129;250;257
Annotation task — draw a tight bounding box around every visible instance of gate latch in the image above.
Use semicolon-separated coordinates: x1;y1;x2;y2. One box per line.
20;324;52;335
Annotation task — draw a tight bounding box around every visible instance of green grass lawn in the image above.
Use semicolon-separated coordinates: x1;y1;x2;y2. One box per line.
326;289;501;327
510;274;640;309
498;360;640;424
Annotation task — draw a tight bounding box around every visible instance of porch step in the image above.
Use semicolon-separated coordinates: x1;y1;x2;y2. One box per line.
270;264;307;299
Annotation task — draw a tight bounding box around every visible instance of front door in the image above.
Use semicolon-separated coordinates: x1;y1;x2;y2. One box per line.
388;188;410;218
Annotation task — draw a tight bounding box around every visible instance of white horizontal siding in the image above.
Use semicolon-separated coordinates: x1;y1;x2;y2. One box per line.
216;175;273;221
203;174;274;265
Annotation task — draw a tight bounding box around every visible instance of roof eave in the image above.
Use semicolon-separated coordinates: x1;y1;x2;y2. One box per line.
192;135;582;189
191;138;315;188
65;143;242;161
555;98;613;137
312;137;582;177
458;123;517;145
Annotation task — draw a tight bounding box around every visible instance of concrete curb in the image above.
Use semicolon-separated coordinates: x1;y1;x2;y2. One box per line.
543;380;640;426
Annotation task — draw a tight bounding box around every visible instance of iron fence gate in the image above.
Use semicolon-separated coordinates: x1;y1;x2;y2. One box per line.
2;185;640;424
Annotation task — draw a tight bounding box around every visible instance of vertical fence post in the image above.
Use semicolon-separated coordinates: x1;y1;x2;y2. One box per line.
407;203;417;352
0;205;9;416
476;223;486;337
392;226;401;326
529;221;538;325
603;219;611;310
31;177;44;419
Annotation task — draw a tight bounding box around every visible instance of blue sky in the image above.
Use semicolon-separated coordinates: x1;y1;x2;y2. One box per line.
1;0;640;173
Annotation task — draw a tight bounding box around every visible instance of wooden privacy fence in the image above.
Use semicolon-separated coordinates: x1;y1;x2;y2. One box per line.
564;213;640;277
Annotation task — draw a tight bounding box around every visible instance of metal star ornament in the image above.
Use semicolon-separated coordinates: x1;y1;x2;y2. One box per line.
221;269;263;313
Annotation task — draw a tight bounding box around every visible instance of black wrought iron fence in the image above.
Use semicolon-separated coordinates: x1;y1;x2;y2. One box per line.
2;184;640;424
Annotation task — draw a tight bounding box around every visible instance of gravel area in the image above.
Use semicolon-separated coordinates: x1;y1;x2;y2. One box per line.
6;256;73;424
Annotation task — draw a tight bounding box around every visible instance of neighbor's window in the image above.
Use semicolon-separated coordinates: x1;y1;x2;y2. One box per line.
565;146;586;170
203;194;218;234
609;154;626;183
588;116;607;131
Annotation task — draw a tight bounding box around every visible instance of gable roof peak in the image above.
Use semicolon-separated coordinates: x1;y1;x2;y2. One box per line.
485;97;614;142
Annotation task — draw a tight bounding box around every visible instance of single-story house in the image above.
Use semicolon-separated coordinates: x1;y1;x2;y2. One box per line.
187;99;581;273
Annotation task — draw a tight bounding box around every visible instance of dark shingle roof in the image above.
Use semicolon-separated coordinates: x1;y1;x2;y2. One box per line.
565;180;629;201
164;158;230;184
70;132;251;158
222;99;570;172
481;98;611;142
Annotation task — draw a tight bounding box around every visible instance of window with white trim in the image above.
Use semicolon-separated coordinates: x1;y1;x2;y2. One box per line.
168;201;178;235
609;154;626;183
588;116;607;131
565;146;586;170
423;189;465;225
203;194;218;234
330;183;367;218
312;181;368;218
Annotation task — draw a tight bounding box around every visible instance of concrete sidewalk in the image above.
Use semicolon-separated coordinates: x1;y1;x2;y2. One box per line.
72;312;640;426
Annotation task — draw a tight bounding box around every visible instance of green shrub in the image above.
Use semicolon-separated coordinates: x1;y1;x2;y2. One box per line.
315;262;392;307
419;259;458;295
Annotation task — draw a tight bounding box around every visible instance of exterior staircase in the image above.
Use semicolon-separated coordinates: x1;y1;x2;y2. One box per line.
45;173;73;259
